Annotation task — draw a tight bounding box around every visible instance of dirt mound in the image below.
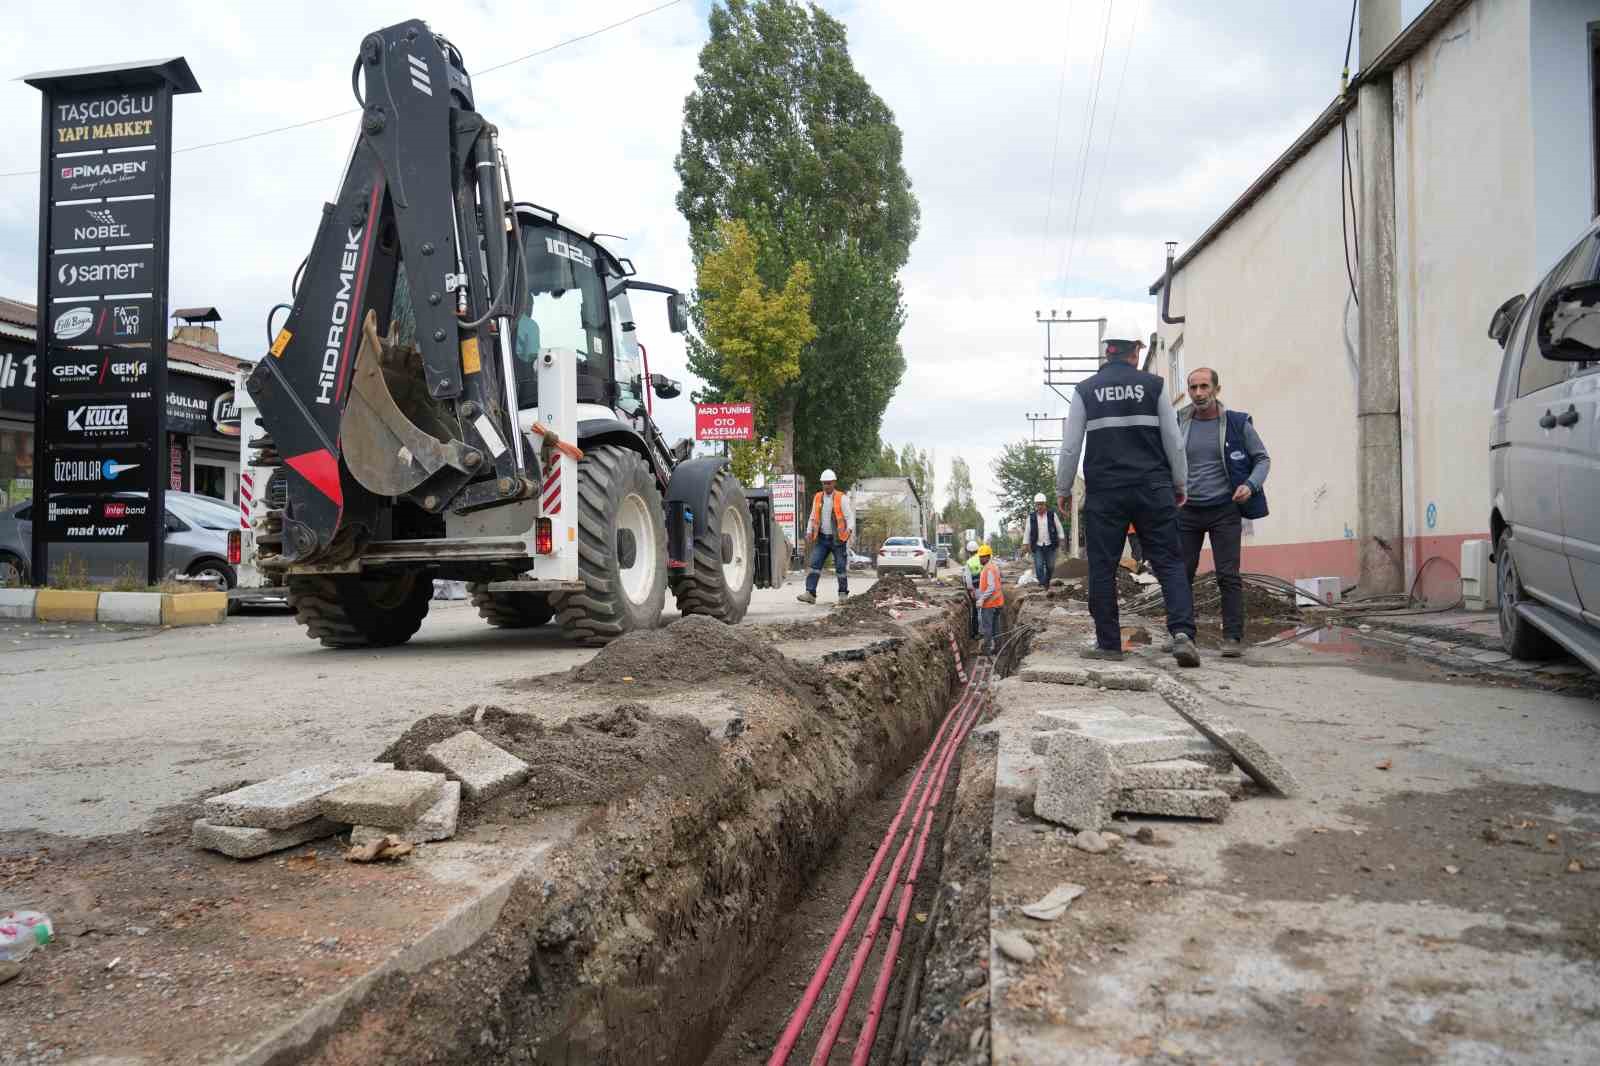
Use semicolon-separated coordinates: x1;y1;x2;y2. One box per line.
865;572;923;603
378;701;714;810
1054;556;1090;580
572;613;793;687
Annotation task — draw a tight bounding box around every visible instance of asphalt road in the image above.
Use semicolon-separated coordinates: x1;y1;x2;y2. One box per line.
0;571;877;838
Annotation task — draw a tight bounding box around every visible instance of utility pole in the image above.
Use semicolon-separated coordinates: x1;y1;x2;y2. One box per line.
1356;0;1404;594
1036;310;1105;404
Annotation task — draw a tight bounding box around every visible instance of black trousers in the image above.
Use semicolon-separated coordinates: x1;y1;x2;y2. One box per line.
1083;483;1196;650
1180;500;1245;640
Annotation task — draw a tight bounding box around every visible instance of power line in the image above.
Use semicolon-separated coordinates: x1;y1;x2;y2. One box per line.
1077;1;1141;280
1054;0;1115;295
0;0;686;179
1037;2;1076;279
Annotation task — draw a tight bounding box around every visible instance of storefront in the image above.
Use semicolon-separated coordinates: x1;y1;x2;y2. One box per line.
0;301;245;510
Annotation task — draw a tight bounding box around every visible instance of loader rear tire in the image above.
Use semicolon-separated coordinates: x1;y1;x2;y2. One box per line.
467;582;554;628
288;572;432;648
669;466;755;624
549;444;667;645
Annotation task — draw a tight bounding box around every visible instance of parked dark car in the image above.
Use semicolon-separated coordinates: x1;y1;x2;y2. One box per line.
0;490;238;588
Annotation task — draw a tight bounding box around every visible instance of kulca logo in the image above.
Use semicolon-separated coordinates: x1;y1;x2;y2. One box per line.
66;403;130;436
54;307;94;340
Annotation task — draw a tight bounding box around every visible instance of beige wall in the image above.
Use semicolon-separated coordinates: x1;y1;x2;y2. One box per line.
1156;0;1596;581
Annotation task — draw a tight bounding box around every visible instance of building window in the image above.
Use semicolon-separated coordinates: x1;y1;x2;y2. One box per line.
0;421;34;511
1169;336;1185;398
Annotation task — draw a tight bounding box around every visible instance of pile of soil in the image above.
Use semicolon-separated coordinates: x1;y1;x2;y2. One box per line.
1053;557;1090;581
566;613;824;702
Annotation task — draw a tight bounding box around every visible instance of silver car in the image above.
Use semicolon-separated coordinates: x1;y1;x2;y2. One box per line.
0;490;238;589
1488;220;1600;670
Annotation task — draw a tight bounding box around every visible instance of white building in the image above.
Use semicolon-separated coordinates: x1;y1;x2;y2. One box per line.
1150;0;1599;586
850;476;927;550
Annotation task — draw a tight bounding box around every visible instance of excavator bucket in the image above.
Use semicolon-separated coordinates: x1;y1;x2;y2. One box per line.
340;310;471;498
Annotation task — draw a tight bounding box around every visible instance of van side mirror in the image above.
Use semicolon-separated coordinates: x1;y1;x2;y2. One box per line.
1487;293;1526;348
666;292;689;334
1539;281;1600;360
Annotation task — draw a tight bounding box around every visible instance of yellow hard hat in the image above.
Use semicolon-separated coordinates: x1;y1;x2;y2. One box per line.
977;544;993;558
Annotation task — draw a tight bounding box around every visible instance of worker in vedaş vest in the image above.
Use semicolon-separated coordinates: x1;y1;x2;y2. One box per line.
797;469;855;605
975;543;1004;655
1055;318;1200;667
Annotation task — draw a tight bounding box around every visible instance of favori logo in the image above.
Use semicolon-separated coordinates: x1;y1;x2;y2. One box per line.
54;307;94;340
66;403;129;434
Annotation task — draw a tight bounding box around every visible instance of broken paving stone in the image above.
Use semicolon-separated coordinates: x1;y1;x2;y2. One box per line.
351;780;461;845
319;770;445;828
202;763;393;829
1152;677;1301;796
1034;730;1117;831
1114;758;1215;791
421;730;530;803
1072;830;1110;854
994;931;1036;963
1114;788;1231;821
1021;883;1087;921
191;817;342;860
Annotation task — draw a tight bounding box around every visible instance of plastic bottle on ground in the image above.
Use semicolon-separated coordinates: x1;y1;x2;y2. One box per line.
0;911;54;961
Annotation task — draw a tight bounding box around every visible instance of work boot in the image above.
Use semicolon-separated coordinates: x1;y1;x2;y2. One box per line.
1079;646;1125;662
837;591;850;603
796;591;816;604
1172;634;1201;668
1221;638;1245;659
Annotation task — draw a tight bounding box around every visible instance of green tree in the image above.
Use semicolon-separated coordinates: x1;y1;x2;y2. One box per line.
677;0;919;484
897;444;934;517
861;439;902;478
990;441;1057;530
728;437;783;487
941;456;984;541
696;219;817;468
855;498;904;556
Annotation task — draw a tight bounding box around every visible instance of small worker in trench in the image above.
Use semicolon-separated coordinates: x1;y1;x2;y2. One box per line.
1055;319;1200;667
976;543;1004;655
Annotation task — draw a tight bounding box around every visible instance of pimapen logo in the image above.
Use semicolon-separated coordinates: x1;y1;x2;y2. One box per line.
58;158;148;195
53;307;94;340
66;403;129;436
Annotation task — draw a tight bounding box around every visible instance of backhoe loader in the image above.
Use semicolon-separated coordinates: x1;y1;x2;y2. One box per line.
246;18;778;647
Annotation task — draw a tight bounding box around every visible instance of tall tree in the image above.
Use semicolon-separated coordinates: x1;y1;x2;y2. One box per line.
861;439;902;478
942;456;984;540
695;219;816;468
897;444;934;519
990;442;1057;530
677;0;919;484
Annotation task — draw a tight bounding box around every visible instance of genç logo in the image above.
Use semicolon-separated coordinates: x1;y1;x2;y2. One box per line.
54;306;94;340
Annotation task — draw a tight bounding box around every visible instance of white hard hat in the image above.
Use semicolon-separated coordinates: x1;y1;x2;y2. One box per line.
1102;317;1149;355
966;539;978;552
820;468;838;481
1033;492;1048;503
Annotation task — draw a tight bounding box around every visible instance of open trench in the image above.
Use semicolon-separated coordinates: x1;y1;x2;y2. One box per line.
278;589;1027;1066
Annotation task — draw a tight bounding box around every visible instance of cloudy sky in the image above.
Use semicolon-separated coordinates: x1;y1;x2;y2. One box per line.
0;0;1429;530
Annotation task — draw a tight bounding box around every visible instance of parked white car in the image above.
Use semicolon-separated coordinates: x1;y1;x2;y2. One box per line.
875;536;936;578
1488;220;1600;671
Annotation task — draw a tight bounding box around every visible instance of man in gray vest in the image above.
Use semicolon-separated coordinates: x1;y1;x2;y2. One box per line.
1055;320;1200;667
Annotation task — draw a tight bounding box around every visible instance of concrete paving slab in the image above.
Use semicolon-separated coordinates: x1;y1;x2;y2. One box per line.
0;588;37;619
319;770;446;828
1113;787;1231;820
96;591;163;625
203;763;394;829
1114;758;1216;791
191;816;343;859
421;730;529;802
1154;676;1301;796
1033;730;1117;830
351;780;461;845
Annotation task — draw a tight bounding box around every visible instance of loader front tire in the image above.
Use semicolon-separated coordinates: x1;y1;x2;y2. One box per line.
467;582;554;628
669;466;755;624
288;572;432;648
550;445;667;645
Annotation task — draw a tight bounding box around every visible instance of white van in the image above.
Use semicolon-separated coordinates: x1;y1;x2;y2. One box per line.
1488;220;1600;672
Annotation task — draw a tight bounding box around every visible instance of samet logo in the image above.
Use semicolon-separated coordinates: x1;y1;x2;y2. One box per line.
57;260;146;286
66;403;129;434
53;307;94;340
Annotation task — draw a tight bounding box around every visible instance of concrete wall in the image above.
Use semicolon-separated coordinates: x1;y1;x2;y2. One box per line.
1157;0;1599;584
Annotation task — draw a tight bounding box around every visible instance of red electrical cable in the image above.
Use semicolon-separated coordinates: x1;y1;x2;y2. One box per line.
766;654;987;1066
850;685;989;1063
807;661;990;1065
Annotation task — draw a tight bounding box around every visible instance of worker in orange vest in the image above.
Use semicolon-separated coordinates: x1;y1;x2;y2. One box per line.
797;469;855;604
976;543;1004;655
